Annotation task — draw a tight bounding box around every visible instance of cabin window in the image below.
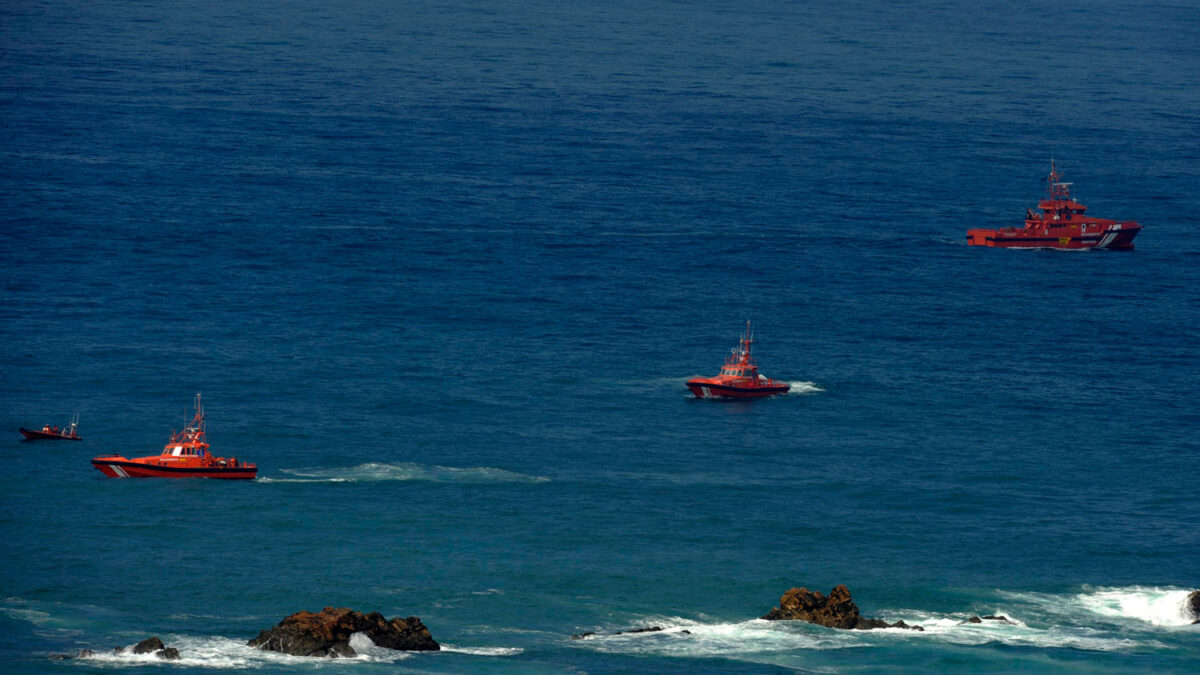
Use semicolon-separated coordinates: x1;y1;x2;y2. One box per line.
172;446;183;456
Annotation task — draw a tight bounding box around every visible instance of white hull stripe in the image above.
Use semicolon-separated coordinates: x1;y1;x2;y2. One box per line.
1097;224;1122;249
111;464;129;477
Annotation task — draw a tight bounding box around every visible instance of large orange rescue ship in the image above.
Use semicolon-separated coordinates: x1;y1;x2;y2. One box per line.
687;322;790;399
967;161;1140;250
92;394;256;479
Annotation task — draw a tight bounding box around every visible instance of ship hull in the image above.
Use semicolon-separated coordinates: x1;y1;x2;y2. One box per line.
967;223;1140;250
91;457;257;480
686;381;790;399
20;427;81;441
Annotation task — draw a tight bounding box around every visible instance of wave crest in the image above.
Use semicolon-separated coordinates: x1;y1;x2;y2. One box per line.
264;462;549;484
787;381;824;394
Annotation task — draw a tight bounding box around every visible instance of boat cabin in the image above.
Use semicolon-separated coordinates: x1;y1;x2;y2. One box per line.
163;443;207;457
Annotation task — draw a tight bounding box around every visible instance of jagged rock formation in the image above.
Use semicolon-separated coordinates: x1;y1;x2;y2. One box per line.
761;585;923;631
111;637;180;660
247;607;439;657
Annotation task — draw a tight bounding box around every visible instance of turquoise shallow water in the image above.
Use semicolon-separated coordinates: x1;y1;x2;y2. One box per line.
2;0;1198;672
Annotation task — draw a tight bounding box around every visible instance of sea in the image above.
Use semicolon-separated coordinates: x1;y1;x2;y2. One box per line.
1;0;1197;672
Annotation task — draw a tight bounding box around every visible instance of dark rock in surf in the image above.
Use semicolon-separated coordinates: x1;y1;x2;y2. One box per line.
614;626;663;635
247;607;439;657
572;626;664;639
111;637;178;660
1185;591;1200;621
967;616;982;623
981;614;1012;624
761;585;923;631
131;637;165;654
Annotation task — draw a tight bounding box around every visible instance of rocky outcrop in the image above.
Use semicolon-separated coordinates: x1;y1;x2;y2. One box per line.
1185;591;1199;622
247;607;439;657
111;637;180;660
131;636;165;654
762;585;922;631
762;585;861;628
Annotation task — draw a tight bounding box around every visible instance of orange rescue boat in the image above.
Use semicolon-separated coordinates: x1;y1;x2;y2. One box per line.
967;161;1141;250
687;322;790;399
92;394;256;479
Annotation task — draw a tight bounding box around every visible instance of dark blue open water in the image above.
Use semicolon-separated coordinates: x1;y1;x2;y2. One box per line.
2;0;1198;672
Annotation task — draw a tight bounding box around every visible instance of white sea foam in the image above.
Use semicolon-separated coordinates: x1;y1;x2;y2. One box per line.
440;645;523;655
572;602;1171;661
78;634;421;667
264;462;549;484
1072;586;1197;627
572;617;865;659
787;381;824;394
1;607;54;627
996;586;1200;628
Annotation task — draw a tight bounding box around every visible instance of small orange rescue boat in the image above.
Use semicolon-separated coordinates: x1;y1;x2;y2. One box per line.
687;322;790;399
20;414;81;441
92;394;256;480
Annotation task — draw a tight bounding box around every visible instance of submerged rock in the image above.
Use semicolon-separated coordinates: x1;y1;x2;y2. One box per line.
761;585;922;631
248;607;439;657
614;626;663;635
1185;591;1200;621
572;626;683;639
48;649;95;660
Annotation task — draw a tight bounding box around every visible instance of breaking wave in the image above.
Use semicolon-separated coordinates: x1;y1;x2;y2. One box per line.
570;615;1159;660
68;634;523;668
73;634;414;667
262;462;550;484
440;645;524;655
998;585;1199;628
572;585;1199;660
787;381;824;395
